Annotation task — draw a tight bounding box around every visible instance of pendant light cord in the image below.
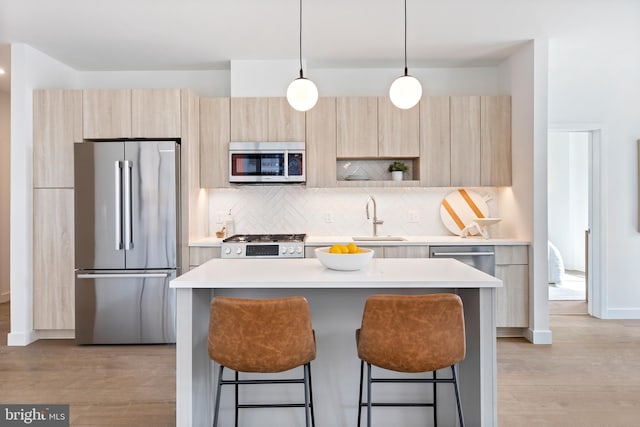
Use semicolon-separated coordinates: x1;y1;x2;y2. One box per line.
403;0;408;76
298;0;304;78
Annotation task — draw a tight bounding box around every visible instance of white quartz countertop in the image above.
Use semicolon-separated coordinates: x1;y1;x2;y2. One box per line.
189;235;529;247
170;257;502;289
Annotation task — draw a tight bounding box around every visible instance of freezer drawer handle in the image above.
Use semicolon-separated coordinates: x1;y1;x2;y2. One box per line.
77;273;170;279
432;252;495;257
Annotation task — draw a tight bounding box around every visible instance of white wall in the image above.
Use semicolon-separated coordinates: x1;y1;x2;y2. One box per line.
8;43;78;345
496;40;551;344
548;1;640;318
77;69;230;96
0;90;10;303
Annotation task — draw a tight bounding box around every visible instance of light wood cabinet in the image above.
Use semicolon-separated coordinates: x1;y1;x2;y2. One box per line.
336;97;378;158
231;97;304;142
200;97;230;188
230;97;268;141
131;89;181;138
83;89;132;139
378;97;420;158
481;95;511;185
420;96;451;186
33;90;83;188
306;245;428;259
305;97;337;188
495;245;529;328
450;96;481;186
383;245;429;258
189;247;221;268
33;189;74;330
83;89;181;139
268;97;305;141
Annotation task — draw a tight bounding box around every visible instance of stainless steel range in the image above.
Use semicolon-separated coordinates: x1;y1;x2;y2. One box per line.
221;234;306;259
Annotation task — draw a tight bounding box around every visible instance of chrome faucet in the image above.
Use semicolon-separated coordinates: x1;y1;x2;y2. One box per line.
365;195;384;237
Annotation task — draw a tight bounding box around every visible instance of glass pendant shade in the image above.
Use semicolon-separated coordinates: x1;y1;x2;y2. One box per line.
389;74;422;109
286;76;318;112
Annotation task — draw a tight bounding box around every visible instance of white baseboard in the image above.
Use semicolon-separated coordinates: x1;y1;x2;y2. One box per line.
7;330;38;346
604;308;640;319
497;327;527;338
524;328;553;344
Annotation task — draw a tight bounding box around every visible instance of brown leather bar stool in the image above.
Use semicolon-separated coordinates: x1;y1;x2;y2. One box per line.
356;293;466;427
208;296;316;427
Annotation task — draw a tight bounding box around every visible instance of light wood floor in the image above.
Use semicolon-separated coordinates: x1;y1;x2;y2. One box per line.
2;302;640;426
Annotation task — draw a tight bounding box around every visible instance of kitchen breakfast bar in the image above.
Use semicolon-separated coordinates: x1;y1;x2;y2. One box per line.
170;258;502;427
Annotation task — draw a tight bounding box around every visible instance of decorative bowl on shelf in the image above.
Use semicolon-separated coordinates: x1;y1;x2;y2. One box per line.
315;247;374;271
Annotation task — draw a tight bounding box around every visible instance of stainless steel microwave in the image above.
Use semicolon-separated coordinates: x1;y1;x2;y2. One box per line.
229;141;305;183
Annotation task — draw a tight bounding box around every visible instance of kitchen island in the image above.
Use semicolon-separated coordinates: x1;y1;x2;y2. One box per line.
171;257;502;427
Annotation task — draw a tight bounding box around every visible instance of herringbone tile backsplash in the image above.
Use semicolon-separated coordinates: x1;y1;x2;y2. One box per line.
208;186;499;237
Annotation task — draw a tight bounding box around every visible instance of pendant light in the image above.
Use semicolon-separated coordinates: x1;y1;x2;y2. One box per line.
389;0;422;109
287;0;318;111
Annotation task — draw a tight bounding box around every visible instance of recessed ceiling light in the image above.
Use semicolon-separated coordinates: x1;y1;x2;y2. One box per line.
0;68;5;75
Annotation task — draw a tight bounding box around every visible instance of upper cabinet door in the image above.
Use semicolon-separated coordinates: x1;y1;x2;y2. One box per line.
305;97;337;188
336;97;378;158
33;89;83;188
378;97;419;157
230;97;269;141
268;97;305;141
450;95;481;187
481;95;512;186
131;89;181;138
420;96;451;187
200;97;231;188
83;89;132;139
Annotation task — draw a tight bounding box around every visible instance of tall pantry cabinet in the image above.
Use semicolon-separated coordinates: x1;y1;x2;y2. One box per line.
32;90;82;331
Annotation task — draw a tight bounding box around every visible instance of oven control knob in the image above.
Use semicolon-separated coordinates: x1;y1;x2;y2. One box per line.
224;247;231;255
236;247;242;255
288;246;295;254
296;246;303;254
281;246;287;254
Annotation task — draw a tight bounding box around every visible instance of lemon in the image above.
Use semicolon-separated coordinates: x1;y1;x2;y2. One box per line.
329;244;342;254
347;242;359;254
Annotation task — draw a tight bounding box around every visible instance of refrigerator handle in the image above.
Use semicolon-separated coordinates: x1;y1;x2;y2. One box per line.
115;161;123;250
124;160;134;250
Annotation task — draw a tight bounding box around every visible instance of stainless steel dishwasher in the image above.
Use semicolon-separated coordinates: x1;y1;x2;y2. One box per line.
429;245;495;275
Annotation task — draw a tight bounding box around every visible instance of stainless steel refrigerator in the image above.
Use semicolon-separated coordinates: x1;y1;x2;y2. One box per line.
74;140;180;344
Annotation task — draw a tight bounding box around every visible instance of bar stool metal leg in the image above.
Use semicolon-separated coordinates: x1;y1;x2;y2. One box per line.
357;360;364;427
452;365;465;427
303;363;311;427
366;363;372;427
433;370;437;427
234;370;239;427
307;363;316;427
213;365;224;427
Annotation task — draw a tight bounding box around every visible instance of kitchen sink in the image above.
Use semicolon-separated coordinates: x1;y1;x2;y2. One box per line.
352;236;407;242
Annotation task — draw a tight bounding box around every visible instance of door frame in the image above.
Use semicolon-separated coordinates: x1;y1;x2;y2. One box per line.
548;123;607;318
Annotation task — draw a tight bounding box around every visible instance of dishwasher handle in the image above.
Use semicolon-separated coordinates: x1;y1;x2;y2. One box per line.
77;273;169;279
431;251;495;257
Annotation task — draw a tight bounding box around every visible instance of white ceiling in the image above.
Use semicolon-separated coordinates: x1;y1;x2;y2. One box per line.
0;0;631;93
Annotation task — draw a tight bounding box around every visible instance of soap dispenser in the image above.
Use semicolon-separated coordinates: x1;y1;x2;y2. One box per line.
223;210;235;238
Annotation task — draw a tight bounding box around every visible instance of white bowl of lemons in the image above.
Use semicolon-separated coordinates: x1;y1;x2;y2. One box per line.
315;244;374;271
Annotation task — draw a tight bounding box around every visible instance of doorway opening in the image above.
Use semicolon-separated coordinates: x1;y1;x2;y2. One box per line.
547;130;591;314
